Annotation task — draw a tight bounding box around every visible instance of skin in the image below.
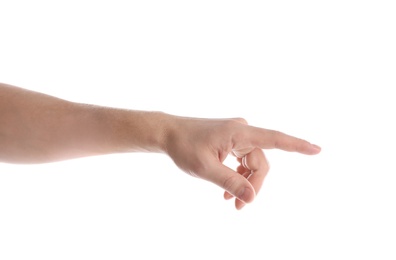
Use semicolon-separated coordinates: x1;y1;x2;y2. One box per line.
0;82;321;210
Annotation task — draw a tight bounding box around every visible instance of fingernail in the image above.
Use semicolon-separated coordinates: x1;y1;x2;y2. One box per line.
312;144;321;152
238;187;254;204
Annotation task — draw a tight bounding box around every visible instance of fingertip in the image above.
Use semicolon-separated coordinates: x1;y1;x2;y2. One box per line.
236;201;245;210
300;142;322;155
310;144;322;154
238;186;255;204
312;144;321;150
224;191;233;200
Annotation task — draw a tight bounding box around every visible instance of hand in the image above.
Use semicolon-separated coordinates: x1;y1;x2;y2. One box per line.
164;116;321;210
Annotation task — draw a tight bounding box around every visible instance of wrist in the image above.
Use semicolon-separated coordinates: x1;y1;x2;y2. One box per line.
154;112;179;154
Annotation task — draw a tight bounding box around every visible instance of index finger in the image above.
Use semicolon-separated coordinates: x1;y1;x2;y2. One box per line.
247;126;321;155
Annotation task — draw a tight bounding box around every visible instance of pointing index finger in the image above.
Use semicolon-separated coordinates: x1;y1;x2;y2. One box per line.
248;126;321;155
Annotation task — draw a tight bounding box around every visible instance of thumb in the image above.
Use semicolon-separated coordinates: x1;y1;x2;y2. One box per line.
207;162;256;204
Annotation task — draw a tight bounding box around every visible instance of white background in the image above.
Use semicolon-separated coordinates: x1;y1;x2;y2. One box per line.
1;1;395;259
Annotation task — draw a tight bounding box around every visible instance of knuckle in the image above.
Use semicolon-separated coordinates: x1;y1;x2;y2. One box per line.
247;149;270;173
233;117;248;125
232;130;247;144
222;119;238;130
271;130;281;139
218;120;241;140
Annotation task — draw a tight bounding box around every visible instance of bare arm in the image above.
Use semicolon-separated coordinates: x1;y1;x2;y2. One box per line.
0;83;169;163
0;82;321;209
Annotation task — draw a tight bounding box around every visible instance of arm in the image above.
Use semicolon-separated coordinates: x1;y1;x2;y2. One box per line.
0;83;169;163
0;82;321;209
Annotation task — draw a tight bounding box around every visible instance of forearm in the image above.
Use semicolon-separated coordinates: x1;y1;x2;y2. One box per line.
0;83;171;163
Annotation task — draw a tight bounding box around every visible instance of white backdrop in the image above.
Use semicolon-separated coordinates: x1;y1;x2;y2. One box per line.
1;1;395;259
